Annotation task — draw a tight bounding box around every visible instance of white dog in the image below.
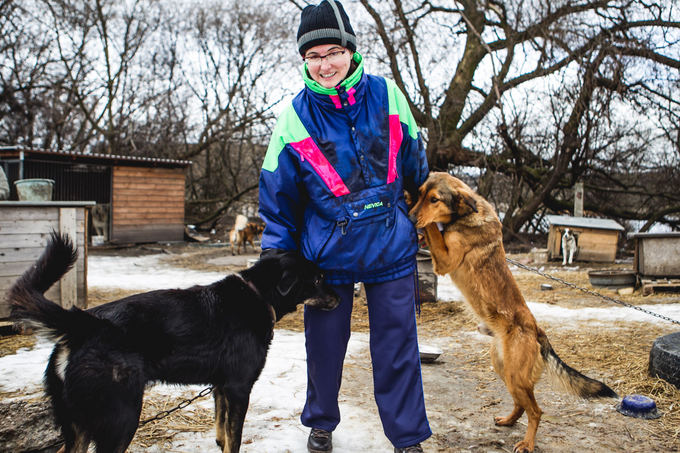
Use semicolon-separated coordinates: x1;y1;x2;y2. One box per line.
561;228;577;265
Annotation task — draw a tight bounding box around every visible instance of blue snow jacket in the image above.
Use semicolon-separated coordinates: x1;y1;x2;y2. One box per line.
259;53;429;284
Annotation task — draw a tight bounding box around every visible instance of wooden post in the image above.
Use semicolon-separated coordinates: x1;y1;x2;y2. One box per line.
59;208;77;309
574;182;584;217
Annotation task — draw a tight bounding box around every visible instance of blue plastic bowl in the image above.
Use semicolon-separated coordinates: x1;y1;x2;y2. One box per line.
616;394;661;419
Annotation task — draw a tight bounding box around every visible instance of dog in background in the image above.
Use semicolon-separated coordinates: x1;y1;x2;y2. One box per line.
410;172;617;453
91;203;109;240
228;214;248;254
228;215;263;255
561;228;577;265
9;232;339;453
239;222;264;254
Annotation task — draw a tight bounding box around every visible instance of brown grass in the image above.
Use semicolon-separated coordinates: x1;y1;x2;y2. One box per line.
546;322;680;448
0;331;36;359
133;391;214;450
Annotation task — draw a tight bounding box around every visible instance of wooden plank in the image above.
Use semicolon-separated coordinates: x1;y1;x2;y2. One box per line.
112;224;184;243
0;247;44;262
0;300;9;319
115;217;184;226
0;219;58;234
0;261;34;278
114;207;184;215
114;208;184;216
0;233;51;249
640;279;680;296
114;167;185;177
113;183;185;193
112;193;185;202
547;228;560;258
0;275;21;292
59;208;78;309
113;181;185;189
113;197;184;206
0;233;85;249
0;208;59;221
0;219;85;235
113;177;184;186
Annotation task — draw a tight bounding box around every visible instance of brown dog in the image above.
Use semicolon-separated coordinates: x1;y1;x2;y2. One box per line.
410;172;617;453
235;222;264;254
229;216;264;255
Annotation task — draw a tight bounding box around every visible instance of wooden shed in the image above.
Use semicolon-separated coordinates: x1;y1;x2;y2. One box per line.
545;215;624;263
630;232;680;278
0;146;191;243
0;201;93;319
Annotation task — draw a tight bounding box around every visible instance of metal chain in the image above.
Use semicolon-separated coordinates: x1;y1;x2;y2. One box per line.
505;257;680;326
138;385;214;427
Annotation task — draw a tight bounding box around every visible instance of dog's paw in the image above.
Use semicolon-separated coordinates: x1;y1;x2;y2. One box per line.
215;438;224;448
512;440;533;453
431;262;447;276
477;323;493;336
494;415;517;426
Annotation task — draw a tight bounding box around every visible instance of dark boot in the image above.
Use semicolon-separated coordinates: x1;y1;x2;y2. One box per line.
394;444;424;453
308;428;332;452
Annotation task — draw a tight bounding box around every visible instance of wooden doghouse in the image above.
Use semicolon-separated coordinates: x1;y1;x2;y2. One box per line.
0;146;191;243
629;232;680;295
545;215;624;263
0;201;94;319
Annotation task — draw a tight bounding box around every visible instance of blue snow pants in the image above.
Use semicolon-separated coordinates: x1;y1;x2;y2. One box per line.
300;273;432;448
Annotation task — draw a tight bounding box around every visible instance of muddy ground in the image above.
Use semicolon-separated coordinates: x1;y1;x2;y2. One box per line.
3;241;680;452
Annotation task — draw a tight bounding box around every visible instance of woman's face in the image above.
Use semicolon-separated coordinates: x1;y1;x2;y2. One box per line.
304;44;353;89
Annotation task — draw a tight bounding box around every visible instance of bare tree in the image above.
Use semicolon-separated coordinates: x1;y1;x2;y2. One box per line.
359;0;680;234
176;0;297;228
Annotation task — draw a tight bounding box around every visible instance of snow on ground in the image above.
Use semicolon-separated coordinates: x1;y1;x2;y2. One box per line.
2;253;679;451
436;273;680;326
89;255;226;290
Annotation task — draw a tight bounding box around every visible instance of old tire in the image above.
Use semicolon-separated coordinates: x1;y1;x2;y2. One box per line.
649;331;680;389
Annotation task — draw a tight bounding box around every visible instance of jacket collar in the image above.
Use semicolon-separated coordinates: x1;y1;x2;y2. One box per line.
302;52;364;96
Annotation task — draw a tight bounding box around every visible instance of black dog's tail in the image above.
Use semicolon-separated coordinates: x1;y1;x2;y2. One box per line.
9;232;106;339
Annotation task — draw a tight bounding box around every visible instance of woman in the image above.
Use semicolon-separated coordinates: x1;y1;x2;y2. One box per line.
258;1;431;451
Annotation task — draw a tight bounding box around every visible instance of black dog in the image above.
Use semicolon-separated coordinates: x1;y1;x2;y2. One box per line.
9;233;339;453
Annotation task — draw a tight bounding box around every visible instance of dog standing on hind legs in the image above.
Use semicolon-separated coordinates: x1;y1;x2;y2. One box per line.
409;172;617;453
9;232;339;453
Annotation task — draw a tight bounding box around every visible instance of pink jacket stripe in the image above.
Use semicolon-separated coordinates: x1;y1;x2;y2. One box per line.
291;137;351;197
387;114;403;184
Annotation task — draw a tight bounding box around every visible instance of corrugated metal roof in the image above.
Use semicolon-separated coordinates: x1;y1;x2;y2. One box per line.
0;145;192;167
545;215;624;231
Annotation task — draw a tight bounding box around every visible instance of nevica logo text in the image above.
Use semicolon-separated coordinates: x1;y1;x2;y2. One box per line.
363;201;383;210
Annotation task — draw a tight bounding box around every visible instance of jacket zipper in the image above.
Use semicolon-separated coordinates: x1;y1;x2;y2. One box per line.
315;221;340;261
337;219;348;235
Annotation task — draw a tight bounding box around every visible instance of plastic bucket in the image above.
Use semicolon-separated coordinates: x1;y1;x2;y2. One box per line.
14;178;55;201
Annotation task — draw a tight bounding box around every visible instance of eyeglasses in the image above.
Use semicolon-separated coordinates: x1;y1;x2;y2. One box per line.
303;50;347;66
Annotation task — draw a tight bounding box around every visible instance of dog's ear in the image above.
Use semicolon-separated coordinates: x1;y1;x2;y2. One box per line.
461;193;478;214
444;190;478;217
276;270;298;297
261;248;301;297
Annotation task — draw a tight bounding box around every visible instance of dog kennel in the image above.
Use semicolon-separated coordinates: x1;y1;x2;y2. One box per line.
545;215;625;263
0;146;191;244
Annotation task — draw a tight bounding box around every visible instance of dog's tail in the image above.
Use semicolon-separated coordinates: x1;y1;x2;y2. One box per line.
538;331;618;399
9;232;106;339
